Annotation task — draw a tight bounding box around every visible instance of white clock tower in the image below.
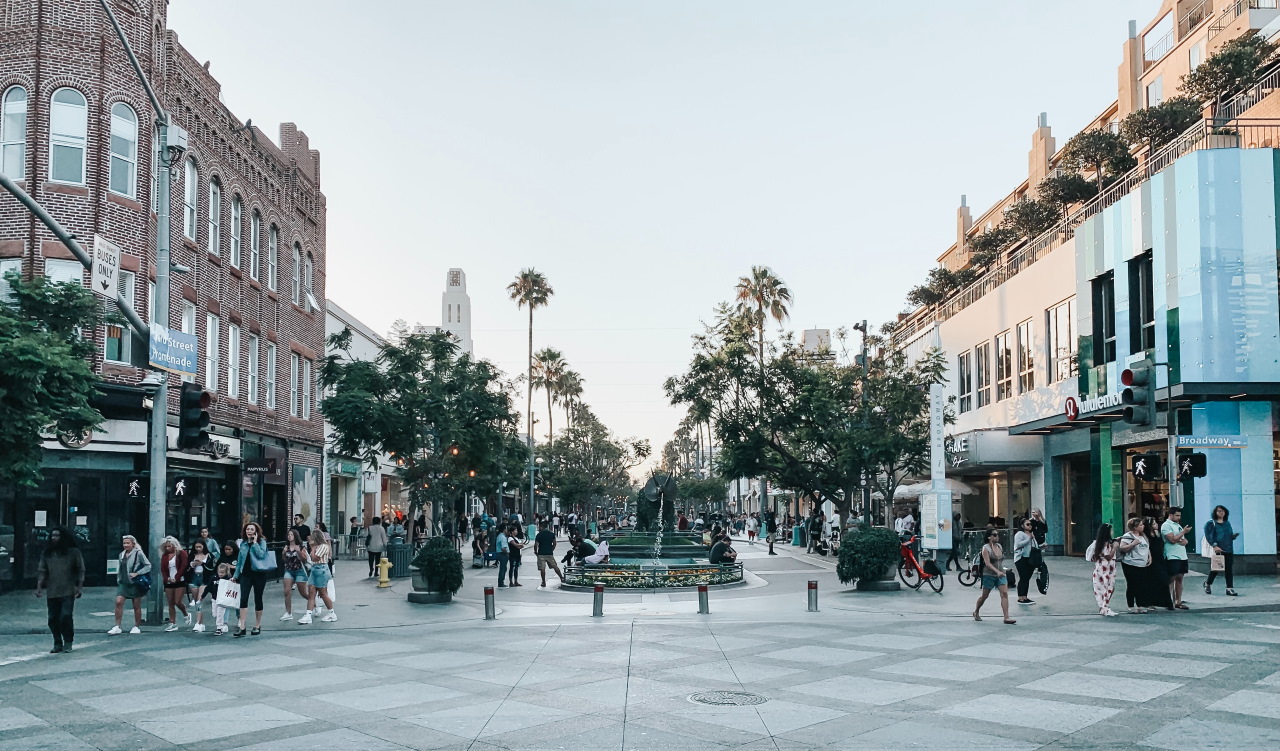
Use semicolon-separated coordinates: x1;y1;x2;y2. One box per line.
441;268;472;355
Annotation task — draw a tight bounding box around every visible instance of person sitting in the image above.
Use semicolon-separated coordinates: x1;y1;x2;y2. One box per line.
561;534;597;566
583;540;611;565
709;534;737;565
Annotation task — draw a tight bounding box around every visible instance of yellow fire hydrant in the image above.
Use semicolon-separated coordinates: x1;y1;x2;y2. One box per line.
377;556;393;588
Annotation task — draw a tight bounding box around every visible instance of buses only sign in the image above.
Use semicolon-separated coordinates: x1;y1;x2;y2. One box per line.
91;235;122;300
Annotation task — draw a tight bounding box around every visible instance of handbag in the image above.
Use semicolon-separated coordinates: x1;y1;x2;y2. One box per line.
1005;566;1017;590
214;579;241;609
1210;552;1226;572
134;573;151;592
326;578;337;604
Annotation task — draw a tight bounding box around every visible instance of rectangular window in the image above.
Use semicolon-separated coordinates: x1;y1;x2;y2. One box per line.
230;198;241;268
267;226;278;292
248;334;259;405
1092;272;1117;364
207;182;221;255
957;352;973;414
0;257;21;301
302;359;312;420
205;312;219;392
104;270;136;363
227;323;240;398
44;258;83;286
1129;251;1156;353
1016;319;1034;394
994;331;1013;401
1190;38;1207;71
290;352;300;417
249;212;260;280
108;106;137;197
1145;76;1164;108
183;161;198;240
266;342;277;410
1047;297;1078;383
976;342;992;408
147;280;155;323
49;92;86;185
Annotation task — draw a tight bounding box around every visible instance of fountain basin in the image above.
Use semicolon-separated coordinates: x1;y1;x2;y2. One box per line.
563;561;744;589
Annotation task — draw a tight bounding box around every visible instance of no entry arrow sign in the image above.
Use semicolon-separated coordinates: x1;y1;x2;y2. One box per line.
91;235;121;301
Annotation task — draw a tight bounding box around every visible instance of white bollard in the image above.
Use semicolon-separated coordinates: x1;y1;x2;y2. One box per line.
592;584;604;617
807;580;819;612
484;585;496;620
697;584;710;614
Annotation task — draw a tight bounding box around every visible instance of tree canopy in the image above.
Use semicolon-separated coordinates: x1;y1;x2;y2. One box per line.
540;405;650;514
1182;33;1279;108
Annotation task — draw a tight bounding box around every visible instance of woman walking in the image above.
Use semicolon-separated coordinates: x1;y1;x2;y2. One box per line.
1118;518;1152;613
279;529;311;621
187;540;213;632
1204;505;1239;596
507;524;525;587
366;516;388;578
234;522;272;637
35;526;84;653
212;541;239;635
1086;524;1118;616
1012;518;1039;605
109;535;151;635
300;530;338;623
1143;516;1174;610
159;536;190;632
973;528;1016;624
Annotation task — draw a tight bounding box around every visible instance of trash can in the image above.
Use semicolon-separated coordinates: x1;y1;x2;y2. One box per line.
792;525;803;546
387;542;412;578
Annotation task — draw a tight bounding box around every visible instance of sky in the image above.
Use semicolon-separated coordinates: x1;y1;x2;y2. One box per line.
168;0;1160;469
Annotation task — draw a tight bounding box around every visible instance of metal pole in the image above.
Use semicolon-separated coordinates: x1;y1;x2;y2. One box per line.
592;584;604;617
807;579;819;612
483;585;496;620
859;320;871;526
697;584;710;614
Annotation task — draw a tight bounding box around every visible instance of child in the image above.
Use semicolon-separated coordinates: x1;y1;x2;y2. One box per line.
212;541;239;635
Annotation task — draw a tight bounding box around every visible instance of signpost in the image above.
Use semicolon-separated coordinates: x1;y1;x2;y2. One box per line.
90;235;121;300
923;382;952;550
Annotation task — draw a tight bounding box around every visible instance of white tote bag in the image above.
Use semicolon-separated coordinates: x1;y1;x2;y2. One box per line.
326;578;337;605
214;579;241;610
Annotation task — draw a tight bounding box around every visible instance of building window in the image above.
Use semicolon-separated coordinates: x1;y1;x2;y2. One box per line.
1047;297;1078;383
183;160;198;239
44;258;83;286
1190;38;1207;71
104;270;136;363
957;352;973;414
1016;319;1034;394
302;358;312;420
291;242;301;305
266;342;277;410
205;312;220;392
304;251;314;302
147;280;156;323
230;196;242;268
1;258;22;301
227;323;240;398
976;341;992;408
249;210;261;280
994;332;1013;401
267;225;279;291
1146;76;1164;108
248;334;259;405
2;86;27;180
290;352;300;417
1092;272;1117;365
181;301;196;383
108;103;137;197
49;88;87;184
207;180;221;255
1129;251;1156;353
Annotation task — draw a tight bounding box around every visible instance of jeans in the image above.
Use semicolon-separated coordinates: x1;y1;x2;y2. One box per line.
47;595;75;646
1206;551;1235;589
945;547;960;571
1015;558;1035;598
368;550;383;576
497;552;509;585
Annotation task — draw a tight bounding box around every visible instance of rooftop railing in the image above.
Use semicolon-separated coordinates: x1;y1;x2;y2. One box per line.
1210;0;1280;36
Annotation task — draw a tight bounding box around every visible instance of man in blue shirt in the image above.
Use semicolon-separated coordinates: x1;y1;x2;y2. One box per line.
495;526;510;588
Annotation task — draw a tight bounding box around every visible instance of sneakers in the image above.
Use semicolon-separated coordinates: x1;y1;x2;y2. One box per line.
193;623;205;633
184;612;192;626
1204;582;1212;595
214;625;226;636
50;645;63;654
107;625;122;635
62;643;73;652
129;626;141;634
1226;589;1239;596
279;612;294;621
164;623;179;632
1018;599;1036;605
321;611;338;623
312;607;322;616
298;612;313;625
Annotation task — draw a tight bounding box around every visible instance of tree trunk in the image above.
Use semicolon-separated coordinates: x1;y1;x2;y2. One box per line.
526;305;534;520
546;387;554;442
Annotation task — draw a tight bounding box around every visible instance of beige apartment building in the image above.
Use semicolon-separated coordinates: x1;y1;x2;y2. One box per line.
895;0;1280;571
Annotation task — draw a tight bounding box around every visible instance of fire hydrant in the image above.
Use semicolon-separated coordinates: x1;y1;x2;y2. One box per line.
377;556;393;588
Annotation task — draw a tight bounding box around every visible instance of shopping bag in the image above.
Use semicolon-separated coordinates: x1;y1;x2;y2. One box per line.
215;579;241;610
1210;553;1226;572
326;578;337;604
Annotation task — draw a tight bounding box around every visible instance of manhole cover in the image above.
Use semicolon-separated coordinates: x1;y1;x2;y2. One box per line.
688;691;767;706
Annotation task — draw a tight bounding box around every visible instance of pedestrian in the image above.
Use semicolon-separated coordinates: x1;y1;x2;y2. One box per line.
946;513;963;571
366;516;388;577
279;529;312;621
1161;507;1192;610
533;520;564;587
198;527;219;564
972;527;1015;624
552;514;561;536
387;516;407;543
495;524;510;588
1086;524;1118;616
807;513;823;554
159;536;191;631
187;539;213;633
109;534;151;635
35;526;84;653
234;522;271;637
1012;518;1039;605
316;522;335;572
1203;504;1239;596
212;541;239;635
763;509;778;556
290;514;312;549
507;524;525;587
472;528;488;568
1143;515;1174;610
1118;517;1152;613
457;514;469;544
745;514;758;544
300;530;337;623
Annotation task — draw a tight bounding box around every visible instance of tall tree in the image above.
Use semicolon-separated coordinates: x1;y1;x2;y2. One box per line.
507;269;554;514
531;347;566;441
558;369;584;429
734;266;792;510
541;406;649;519
0;272;112;487
1060;129;1137;188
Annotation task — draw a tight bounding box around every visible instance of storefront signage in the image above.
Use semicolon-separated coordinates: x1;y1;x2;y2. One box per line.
1065;392;1122;420
147;324;198;376
243;458;277;475
1176;436;1249;449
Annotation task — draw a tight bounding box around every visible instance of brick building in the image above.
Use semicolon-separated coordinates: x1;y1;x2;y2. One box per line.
0;0;326;588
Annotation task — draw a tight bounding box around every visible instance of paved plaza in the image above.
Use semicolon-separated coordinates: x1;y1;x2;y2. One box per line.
2;542;1279;750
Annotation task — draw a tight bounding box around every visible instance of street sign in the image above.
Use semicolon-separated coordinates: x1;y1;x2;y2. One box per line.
148;324;198;376
1176;435;1249;449
91;235;122;300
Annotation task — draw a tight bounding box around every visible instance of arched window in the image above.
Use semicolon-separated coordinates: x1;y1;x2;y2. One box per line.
230;195;242;268
108;102;137;197
249;210;261;280
49;88;87;184
183;160;198;239
1;86;27;179
305;251;314;295
291;241;301;304
267;224;278;291
207;178;221;255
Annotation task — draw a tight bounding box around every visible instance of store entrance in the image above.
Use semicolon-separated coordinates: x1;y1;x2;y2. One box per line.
1063;455;1095;556
19;472;109;587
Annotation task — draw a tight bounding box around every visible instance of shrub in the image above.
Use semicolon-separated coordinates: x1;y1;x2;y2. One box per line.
1060;129;1137;187
1001;198;1059;241
1182;32;1279;108
1037;172;1097;215
837;524;900;584
1119;97;1203;152
410;536;464;594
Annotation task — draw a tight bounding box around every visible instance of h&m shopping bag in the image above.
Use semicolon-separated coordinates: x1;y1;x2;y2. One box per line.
214;579;241;610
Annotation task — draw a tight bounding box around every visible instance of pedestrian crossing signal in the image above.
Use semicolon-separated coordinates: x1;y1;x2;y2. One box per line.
1178;452;1207;481
1130;452;1163;481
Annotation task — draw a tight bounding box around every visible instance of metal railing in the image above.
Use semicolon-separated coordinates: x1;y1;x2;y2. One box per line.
1179;0;1212;38
1210;0;1280;36
1144;28;1175;66
1218;62;1280;120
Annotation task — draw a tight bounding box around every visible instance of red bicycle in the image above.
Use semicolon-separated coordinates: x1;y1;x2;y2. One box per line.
898;536;945;593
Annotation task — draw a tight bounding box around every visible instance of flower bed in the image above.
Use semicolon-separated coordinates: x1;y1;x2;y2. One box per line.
564;562;743;589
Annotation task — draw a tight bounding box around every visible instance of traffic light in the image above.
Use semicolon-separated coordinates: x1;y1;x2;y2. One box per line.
1130;452;1163;481
1177;452;1208;481
178;382;212;449
1121;360;1154;426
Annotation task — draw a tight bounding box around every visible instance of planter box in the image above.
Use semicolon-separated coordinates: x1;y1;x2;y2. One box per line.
1205;133;1241;149
408;566;454;604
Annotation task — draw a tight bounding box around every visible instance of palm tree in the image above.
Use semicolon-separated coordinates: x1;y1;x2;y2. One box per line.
558;369;584;429
532;347;566;441
734;266;792;512
508;269;554;514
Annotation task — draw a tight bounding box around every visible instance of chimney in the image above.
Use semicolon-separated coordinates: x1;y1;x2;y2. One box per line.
1118;20;1143;118
957;195;973;249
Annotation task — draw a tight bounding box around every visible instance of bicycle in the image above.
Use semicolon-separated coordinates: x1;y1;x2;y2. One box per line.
897;535;944;593
957;554;980;587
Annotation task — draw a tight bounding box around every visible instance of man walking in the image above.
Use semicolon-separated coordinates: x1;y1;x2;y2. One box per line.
1161;507;1193;609
534;521;564;587
35;527;84;653
807;513;823;554
763;509;778;555
290;514;312;549
495;525;510;588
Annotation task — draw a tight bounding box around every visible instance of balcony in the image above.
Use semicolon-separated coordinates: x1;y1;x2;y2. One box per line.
1209;0;1280;37
1179;0;1212;39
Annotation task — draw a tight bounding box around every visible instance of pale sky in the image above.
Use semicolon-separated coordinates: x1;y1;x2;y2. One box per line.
168;0;1159;467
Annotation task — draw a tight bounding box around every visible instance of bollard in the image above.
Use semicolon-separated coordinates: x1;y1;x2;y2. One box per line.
592;584;604;617
483;585;496;620
697;584;710;614
807;580;819;612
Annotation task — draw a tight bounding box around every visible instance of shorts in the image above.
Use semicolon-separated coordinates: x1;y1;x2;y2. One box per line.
187;572;207;589
981;574;1008;590
537;555;560;572
1166;559;1189;576
307;565;331;589
164;581;186;590
116;579;142;599
283;569;307;581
